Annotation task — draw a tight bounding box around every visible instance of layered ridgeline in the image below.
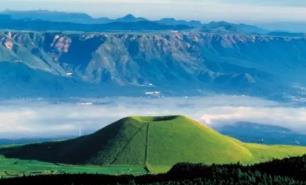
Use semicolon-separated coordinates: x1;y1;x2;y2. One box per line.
1;31;306;99
1;116;306;173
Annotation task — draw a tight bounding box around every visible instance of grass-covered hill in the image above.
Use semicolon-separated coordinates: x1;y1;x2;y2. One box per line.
1;115;306;174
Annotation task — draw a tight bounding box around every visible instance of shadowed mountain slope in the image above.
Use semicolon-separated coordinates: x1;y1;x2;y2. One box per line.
1;31;305;99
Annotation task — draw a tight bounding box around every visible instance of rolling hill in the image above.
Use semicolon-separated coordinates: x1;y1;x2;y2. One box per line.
1;115;306;173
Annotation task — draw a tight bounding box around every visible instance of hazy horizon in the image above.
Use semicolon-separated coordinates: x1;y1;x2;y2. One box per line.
1;0;306;24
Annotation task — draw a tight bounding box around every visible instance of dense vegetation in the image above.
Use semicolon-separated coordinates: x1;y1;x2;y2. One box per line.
1;116;306;175
2;155;306;185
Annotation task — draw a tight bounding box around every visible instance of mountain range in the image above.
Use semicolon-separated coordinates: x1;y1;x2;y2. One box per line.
0;11;306;100
1;10;203;27
0;14;190;32
0;30;306;100
0;11;268;33
3;10;306;33
215;122;306;146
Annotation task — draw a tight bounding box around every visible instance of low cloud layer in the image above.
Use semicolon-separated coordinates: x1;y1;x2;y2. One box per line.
1;96;306;138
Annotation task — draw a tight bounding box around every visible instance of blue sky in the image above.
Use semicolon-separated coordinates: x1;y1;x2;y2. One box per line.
1;0;306;23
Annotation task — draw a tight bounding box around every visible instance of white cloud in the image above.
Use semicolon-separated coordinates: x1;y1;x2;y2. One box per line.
1;96;306;138
200;106;306;129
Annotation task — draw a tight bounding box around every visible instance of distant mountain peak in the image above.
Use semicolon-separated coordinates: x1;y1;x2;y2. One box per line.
202;21;267;34
116;14;146;22
158;17;203;27
122;14;136;19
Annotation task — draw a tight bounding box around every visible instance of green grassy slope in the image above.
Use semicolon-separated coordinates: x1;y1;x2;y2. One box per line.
244;143;306;162
0;117;148;165
1;115;306;175
146;116;253;172
0;155;146;178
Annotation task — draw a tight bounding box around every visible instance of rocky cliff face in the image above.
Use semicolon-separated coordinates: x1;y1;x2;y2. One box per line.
1;31;306;100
